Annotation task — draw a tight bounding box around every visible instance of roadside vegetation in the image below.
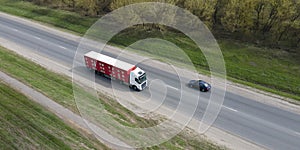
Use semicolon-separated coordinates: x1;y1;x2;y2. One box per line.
0;0;299;100
0;81;108;150
0;46;224;149
4;0;299;49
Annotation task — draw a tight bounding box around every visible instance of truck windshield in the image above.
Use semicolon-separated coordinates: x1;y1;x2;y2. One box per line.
138;73;147;84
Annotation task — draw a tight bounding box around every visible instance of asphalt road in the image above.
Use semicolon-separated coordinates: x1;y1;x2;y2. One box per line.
1;15;300;150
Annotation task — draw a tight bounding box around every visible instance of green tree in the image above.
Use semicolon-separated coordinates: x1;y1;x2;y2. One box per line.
183;0;217;28
75;0;98;16
109;0;179;33
221;0;255;33
251;0;299;45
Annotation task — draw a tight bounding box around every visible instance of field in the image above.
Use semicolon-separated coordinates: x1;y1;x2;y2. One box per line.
0;81;108;149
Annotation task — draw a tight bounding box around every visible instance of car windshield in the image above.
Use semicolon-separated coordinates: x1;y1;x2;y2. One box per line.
138;73;147;84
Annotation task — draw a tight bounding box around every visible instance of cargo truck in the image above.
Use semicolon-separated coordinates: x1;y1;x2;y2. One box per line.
84;51;147;91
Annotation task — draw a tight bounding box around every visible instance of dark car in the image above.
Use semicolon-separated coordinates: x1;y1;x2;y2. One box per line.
188;80;211;92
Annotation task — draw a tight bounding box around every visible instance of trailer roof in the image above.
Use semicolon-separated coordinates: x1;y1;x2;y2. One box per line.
84;51;135;71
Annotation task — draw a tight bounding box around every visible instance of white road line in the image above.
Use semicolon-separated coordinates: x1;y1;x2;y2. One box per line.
166;85;179;91
59;45;67;49
223;106;238;112
295;132;300;136
33;36;41;40
13;29;19;32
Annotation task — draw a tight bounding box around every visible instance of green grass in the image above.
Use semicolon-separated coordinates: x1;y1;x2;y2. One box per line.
0;0;96;35
0;0;299;101
221;41;300;99
0;47;78;112
0;81;108;150
0;46;223;149
97;92;159;128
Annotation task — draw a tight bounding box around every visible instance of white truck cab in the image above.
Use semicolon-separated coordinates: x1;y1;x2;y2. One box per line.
130;67;147;91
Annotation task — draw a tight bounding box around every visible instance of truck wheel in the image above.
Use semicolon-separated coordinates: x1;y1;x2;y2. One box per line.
132;86;138;91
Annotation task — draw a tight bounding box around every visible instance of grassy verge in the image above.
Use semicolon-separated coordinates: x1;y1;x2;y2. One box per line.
0;45;223;149
0;0;299;101
0;0;96;35
0;81;108;150
0;47;77;112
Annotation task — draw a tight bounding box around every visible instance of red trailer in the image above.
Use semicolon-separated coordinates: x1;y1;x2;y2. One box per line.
84;51;147;91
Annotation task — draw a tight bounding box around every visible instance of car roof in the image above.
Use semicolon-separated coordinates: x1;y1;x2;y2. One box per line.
190;80;207;83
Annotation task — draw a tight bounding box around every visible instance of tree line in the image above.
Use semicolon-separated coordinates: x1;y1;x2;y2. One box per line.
26;0;300;49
